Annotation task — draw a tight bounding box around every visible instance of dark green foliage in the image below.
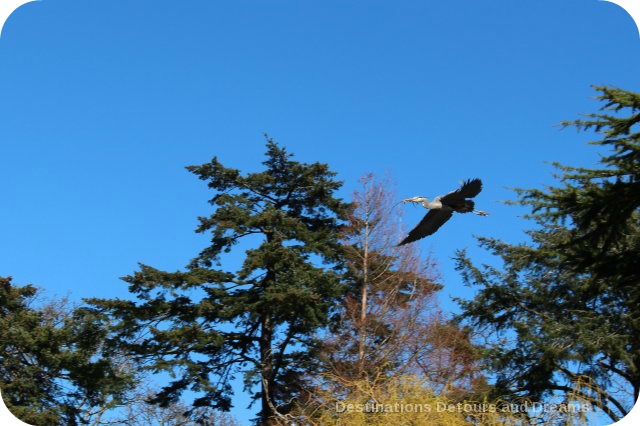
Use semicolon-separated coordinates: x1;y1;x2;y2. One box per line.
88;137;349;424
0;277;132;425
455;86;640;423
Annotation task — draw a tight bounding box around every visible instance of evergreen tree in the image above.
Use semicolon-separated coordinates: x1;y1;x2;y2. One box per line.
0;277;132;425
455;86;640;423
88;137;349;424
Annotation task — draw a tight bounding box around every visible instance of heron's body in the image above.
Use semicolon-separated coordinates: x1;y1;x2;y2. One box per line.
398;178;488;245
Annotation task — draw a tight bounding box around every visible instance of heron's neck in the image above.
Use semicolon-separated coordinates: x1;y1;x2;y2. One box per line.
423;199;442;209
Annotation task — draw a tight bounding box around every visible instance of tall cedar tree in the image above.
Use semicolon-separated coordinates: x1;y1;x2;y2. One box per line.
0;277;132;425
455;86;640;423
88;139;349;425
316;175;484;399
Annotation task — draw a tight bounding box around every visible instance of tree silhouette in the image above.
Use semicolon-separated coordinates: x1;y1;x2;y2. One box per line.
456;86;640;423
0;277;133;425
88;137;350;425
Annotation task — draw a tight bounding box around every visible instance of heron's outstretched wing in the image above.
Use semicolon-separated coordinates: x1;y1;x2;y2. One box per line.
440;178;483;204
398;209;453;245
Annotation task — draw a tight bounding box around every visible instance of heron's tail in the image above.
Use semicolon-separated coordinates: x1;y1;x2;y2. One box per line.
473;210;489;216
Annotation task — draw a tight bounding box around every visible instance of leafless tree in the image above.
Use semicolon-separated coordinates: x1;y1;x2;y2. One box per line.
319;173;483;392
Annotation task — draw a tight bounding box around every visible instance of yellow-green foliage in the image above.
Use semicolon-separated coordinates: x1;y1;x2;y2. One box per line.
289;375;465;425
286;375;590;426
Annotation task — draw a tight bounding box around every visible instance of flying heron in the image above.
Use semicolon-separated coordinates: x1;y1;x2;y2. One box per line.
398;178;488;245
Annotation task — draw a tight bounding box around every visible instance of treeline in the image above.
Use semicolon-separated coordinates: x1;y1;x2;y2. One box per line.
1;86;638;425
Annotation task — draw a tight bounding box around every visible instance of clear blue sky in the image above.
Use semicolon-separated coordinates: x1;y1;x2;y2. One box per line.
1;0;639;424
